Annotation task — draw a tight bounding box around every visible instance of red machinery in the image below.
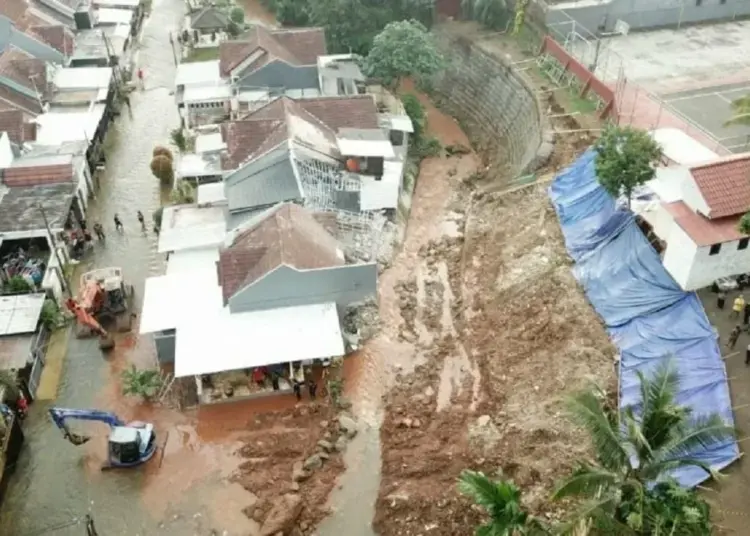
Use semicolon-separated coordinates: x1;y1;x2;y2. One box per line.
65;268;134;350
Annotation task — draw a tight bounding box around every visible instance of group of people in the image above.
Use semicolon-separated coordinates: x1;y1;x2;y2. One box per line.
111;210;159;235
247;365;318;401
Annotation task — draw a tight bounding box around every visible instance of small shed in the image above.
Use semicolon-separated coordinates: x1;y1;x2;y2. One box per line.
189;7;230;34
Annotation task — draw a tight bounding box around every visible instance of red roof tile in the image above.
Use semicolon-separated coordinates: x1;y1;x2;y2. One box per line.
689;154;750;219
0;83;41;114
29;25;75;55
220;118;283;170
0;109;26;144
663;201;745;247
0;0;27;25
242;95;379;131
217;203;343;303
218;27;327;77
2;163;74;187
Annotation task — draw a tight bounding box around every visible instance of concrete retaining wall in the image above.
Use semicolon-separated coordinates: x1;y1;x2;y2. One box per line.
431;31;551;178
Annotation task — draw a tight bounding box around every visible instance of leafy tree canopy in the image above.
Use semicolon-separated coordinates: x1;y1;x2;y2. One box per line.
363;19;444;88
229;6;244;24
739;211;750;235
594;125;662;207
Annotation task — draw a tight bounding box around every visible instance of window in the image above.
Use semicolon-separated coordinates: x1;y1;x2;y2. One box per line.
739;238;749;250
709;243;721;255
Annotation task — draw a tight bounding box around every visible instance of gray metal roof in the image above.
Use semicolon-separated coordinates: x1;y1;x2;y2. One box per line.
224;145;303;213
189;6;229;29
0;17;65;63
0;334;34;370
225;205;266;232
0;182;76;233
235;62;319;92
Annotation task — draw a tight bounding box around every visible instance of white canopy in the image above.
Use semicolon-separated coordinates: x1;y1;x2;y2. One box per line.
174;302;345;377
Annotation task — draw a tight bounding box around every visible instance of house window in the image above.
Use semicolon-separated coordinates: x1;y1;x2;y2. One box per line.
709;243;721;255
739;238;749;250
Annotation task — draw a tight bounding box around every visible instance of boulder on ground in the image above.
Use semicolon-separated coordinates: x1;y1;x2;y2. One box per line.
259;494;303;536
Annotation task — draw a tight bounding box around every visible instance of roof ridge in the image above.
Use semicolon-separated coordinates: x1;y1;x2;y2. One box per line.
690;152;750;170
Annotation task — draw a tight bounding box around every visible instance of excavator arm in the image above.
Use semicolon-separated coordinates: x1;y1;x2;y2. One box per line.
48;407;125;446
65;298;107;337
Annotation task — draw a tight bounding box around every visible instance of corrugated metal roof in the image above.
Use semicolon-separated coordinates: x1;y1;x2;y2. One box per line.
174;301;344;377
0;293;46;335
224;145;302;212
157;204;227;253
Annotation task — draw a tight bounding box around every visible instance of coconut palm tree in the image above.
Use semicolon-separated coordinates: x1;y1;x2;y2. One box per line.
552;360;734;534
458;470;548;535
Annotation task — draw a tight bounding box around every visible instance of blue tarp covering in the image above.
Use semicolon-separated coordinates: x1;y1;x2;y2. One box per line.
549;149;740;488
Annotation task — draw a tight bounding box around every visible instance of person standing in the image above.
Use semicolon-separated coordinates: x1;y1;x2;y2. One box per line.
727;325;742;350
137;210;146;233
717;290;726;310
743;302;750;326
113;213;124;232
308;376;317;400
732;294;745;319
137;67;144;90
745;342;750;366
93;222;106;241
293;366;305;401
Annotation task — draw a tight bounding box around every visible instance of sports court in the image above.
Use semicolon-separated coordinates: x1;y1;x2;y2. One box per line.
661;82;750;154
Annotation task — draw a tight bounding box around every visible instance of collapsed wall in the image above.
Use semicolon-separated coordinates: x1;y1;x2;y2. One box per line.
431;29;552;178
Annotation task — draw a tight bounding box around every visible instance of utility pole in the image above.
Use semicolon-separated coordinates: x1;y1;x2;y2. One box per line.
169;32;177;66
38;203;71;298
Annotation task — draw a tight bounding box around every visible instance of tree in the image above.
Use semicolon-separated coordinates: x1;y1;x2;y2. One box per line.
170;180;196;204
229;6;245;24
552;360;733;534
739;211;750;235
153;146;173;160
401;93;426;141
227;21;241;37
363;20;444;89
462;0;510;30
458;470;548;535
150;155;174;185
121;365;162;400
170;128;187;152
275;0;310;25
152;206;164;230
724;94;750;127
594;125;662;208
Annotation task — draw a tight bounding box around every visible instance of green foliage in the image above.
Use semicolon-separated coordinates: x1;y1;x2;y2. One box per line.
458;471;548;535
150;155;174;185
739;212;750;235
725;94;750;126
462;0;510;30
414;136;442;158
512;0;529;35
553;360;732;533
170;180;196;204
170;128;187;152
121;365;163;400
0;370;20;402
401;93;426;141
594;125;662;207
275;0;310;25
4;275;32;294
40;299;64;331
618;481;712;535
363;20;444;88
227;21;241;37
229;6;245;24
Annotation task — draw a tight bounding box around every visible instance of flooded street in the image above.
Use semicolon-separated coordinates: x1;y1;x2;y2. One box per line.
0;0;254;533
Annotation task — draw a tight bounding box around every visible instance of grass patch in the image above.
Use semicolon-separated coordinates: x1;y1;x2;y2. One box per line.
183;47;220;63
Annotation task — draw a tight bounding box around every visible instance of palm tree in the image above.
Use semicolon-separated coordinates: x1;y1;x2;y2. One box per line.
724;95;750;127
458;470;548;535
169;180;196;204
121;365;162;401
552;360;734;534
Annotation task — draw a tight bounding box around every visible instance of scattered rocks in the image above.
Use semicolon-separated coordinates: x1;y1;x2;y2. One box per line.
259;494;303;536
290;481;300;492
334;435;348;452
317;439;334;452
319;451;330;461
338;415;358;438
303;454;323;471
292;461;310;482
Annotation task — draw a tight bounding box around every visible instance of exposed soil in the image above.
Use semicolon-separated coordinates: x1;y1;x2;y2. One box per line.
369;26;617;536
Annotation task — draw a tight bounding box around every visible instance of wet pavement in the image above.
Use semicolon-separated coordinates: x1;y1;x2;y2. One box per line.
0;0;254;533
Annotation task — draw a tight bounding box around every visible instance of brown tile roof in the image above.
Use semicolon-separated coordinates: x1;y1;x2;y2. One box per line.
663;201;745;247
689;154;750;219
0;48;47;91
0;109;35;144
0;0;27;25
0;84;41;114
220;118;283;170
2;163;74;187
217;203;343;302
29;25;75;55
242;95;379;131
219;27;327;77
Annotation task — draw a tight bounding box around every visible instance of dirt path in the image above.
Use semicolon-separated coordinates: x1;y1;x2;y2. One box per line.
318;89;479;534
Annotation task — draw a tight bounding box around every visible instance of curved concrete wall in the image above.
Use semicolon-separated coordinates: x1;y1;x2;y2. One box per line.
431;31;551;177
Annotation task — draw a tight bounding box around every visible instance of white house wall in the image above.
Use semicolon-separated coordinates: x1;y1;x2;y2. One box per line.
662;222;697;289
681;176;711;217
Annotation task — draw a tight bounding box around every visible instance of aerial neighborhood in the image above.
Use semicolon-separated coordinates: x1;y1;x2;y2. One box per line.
0;0;749;533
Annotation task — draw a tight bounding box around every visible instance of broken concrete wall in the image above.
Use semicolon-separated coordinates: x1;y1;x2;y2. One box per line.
431;30;552;178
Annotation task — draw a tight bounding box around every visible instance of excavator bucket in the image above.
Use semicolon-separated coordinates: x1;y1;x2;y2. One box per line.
65;432;91;446
98;334;115;351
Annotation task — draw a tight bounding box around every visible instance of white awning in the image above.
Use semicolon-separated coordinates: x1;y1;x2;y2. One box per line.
379;114;414;133
174;302;345;377
157;204;226;253
337;137;395;158
195;132;226;153
175;60;221;87
651;128;719;166
197;182;226;204
139;273;223;334
359;160;403;211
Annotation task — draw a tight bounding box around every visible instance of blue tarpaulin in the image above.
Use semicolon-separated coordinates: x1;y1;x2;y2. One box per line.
549;149;740;488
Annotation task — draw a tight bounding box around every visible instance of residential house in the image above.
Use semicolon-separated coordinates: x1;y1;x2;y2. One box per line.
174;59;231;129
48;64;114;108
220;26;327;111
188;6;229;36
176;129;223;183
634;150;750;291
139;202;377;403
1;16;74;62
317;54;366;97
0;47;49;115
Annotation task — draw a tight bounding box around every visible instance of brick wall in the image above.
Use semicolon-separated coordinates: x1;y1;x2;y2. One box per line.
431;31;551;178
